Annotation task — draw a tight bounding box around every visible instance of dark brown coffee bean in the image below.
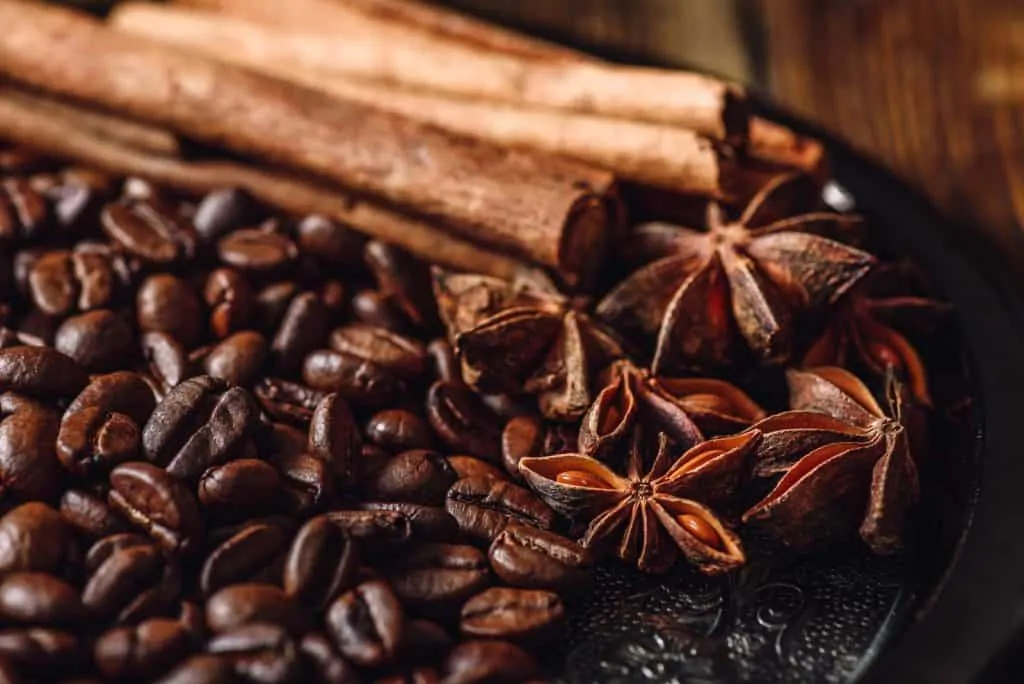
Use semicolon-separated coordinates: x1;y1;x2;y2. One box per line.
60;489;129;539
351;290;413;334
385;544;489;614
308;394;362;491
363;450;456;506
109;462;203;554
442;640;540;684
329;325;426;380
0;179;51;244
324;511;411;551
14;309;59;347
204;331;267;387
84;533;154;575
65;371;157;426
299;631;359;684
326;580;403;669
0;503;71;574
363;241;437;329
200;523;291;597
56;407;139;476
142;376;261;481
399;619;453;665
136;274;204;348
296;215;365;269
26;251;75;316
82;543;178;623
206;584;303;635
199;460;282;515
253;282;297;334
194;189;262;243
488;523;593;592
0;406;63;501
265;422;307;460
155;654;236;684
254;378;325;427
459;588;564;643
53;309;134;372
0;573;83;626
425;339;458;384
141;332;190;394
270;452;333;516
0;628;83;678
205;269;256;341
445;477;555;542
101;201;196;265
447;456;507;483
271;292;328;373
359;503;459;543
95;617;191;681
0;346;87;399
283;516;359;610
425;382;502;463
303;350;405;408
206;623;303;684
364;410;433;453
218;229;297;276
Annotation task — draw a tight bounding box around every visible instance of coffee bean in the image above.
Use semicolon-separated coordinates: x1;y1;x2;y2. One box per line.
0;628;83;678
0;573;83;627
303;350;405;408
54;309;135;372
264;422;307;460
0;346;87;399
398;619;453;665
194;189;262;243
358;503;459;543
136;274;204;348
0;503;72;574
270;452;333;516
363;450;456;506
0;179;51;244
283;516;359;610
351;290;413;334
84;533;154;575
425;382;502;464
28;250;122;317
205;584;303;635
442;640;540;684
205;269;256;339
15;309;60;347
60;489;129;539
445;477;556;542
324;510;411;551
326;579;403;668
0;405;64;501
141;332;191;394
329;325;427;380
425;339;459;384
206;623;303;684
385;544;489;614
94;617;191;680
308;394;362;491
299;631;359;684
199;460;282;516
155;654;236;684
488;523;593;592
271;292;328;373
459;588;564;643
83;543;179;623
203;331;267;388
101;200;196;265
254;378;325;427
363;241;437;329
65;371;157;427
364;410;433;453
447;456;507;483
296;215;365;269
217;229;297;276
200;523;290;597
108;462;203;554
177;600;206;646
56;407;140;476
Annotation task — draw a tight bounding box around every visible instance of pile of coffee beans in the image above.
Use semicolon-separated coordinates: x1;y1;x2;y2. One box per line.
0;148;590;682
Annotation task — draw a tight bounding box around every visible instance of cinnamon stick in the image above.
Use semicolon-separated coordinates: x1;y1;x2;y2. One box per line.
748;117;828;179
0;0;615;286
0;86;525;281
111;2;747;141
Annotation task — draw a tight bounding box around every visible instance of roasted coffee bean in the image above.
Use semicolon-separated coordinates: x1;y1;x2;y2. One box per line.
55;407;139;476
441;640;540;684
199;460;282;515
60;489;129;539
296;215;365;269
0;179;51;244
217;229;298;276
177;600;206;646
329;325;427;380
108;462;203;554
265;422;307;460
200;523;290;596
205;269;256;340
425;339;459;384
270;452;333;516
0;573;83;626
65;371;157;426
206;623;303;684
0;405;63;501
194;189;262;243
101;200;196;265
308;394;361;490
399;619;453;665
254;378;325;427
271;292;328;373
447;456;507;483
0;503;72;574
445;477;556;542
253;282;297;334
425;381;502;463
53;309;134;372
385;544;489;614
95;617;191;681
15;309;60;347
303;350;404;408
0;346;87;399
359;503;459;543
136;274;204;349
351;290;412;335
363;241;437;329
364;410;433;453
203;332;267;388
142;376;261;481
155;654;235;684
299;631;359;684
326;580;403;668
0;628;83;678
141;332;191;393
205;584;303;635
488;523;593;592
28;249;120;317
283;516;359;610
363;450;457;506
324;510;411;551
459;588;564;643
84;534;153;575
83;543;180;623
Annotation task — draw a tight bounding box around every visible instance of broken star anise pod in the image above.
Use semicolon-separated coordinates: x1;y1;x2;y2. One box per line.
433;268;625;420
596;173;876;373
743;367;919;555
520;429;758;574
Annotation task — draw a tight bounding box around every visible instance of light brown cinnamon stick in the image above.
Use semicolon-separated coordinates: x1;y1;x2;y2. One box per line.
0;0;615;286
0;86;525;281
748;117;828;179
112;2;746;141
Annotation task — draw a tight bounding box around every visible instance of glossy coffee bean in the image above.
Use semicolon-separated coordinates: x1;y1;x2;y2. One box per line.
363;241;437;329
363;450;457;506
329;324;427;380
425;338;459;384
141;332;191;394
364;410;433;453
303;349;405;408
0;178;51;245
358;503;459;543
271;291;328;373
308;393;362;491
0;503;72;574
447;455;507;483
0;346;87;399
83;543;179;623
398;619;453;664
326;579;403;668
101;200;196;266
445;477;556;542
283;516;359;610
203;331;267;387
204;268;256;339
217;229;297;276
459;587;564;642
108;462;203;554
206;623;304;684
200;523;291;597
0;405;64;501
441;640;540;684
254;378;325;427
205;584;303;635
0;573;84;626
60;489;130;539
94;617;191;680
296;214;365;269
55;407;140;476
351;289;413;334
488;523;593;592
199;460;282;515
54;309;134;372
299;631;359;684
385;544;490;614
84;533;153;575
193;188;261;243
324;510;411;551
136;274;204;348
270;451;333;516
425;381;502;463
28;249;124;317
64;371;157;427
155;654;236;684
0;628;83;678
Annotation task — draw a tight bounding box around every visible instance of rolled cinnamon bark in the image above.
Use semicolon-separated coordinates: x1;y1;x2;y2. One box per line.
0;0;615;287
748;117;828;179
112;2;747;141
0;86;525;281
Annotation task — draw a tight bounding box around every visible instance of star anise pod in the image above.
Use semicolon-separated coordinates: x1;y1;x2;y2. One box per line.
520;429;758;574
742;367;919;554
803;266;951;406
432;268;625;420
596;173;875;373
579;358;765;464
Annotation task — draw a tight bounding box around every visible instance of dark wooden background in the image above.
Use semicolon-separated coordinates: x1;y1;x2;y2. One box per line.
447;0;1024;285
